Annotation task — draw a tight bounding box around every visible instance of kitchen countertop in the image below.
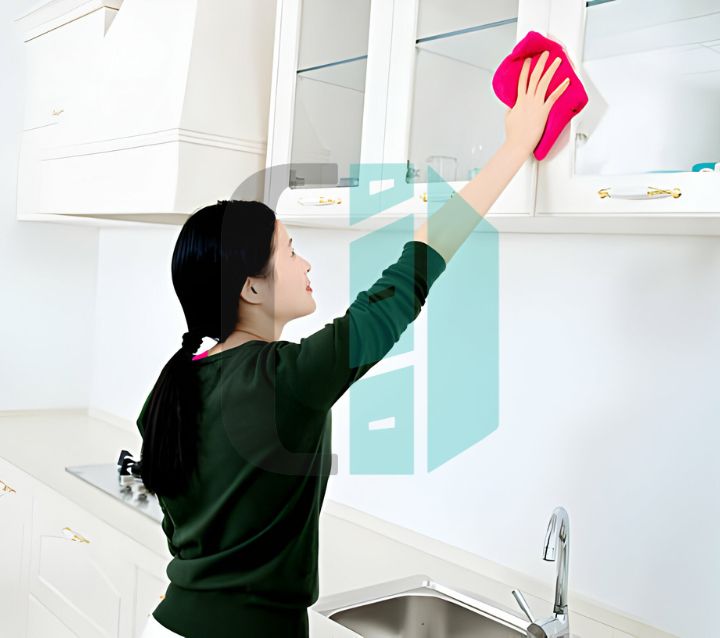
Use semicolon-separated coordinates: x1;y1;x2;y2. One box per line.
0;408;167;556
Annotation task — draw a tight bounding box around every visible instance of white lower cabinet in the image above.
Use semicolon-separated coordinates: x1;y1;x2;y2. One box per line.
29;483;135;637
0;458;33;638
0;456;170;638
27;593;78;638
133;563;171;636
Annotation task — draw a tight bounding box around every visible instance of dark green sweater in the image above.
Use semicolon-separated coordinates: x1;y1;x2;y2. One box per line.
136;240;447;637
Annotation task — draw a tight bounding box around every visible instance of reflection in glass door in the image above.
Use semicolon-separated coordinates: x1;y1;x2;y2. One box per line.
289;0;371;188
407;0;519;184
576;0;720;175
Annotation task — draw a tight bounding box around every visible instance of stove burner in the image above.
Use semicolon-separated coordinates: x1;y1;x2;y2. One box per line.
117;449;149;499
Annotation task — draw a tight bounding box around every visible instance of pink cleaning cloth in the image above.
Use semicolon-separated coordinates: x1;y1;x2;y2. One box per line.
492;30;588;161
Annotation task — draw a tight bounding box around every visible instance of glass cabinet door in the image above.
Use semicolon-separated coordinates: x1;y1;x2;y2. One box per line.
577;0;720;176
406;0;519;184
289;0;372;189
380;0;544;216
536;0;720;216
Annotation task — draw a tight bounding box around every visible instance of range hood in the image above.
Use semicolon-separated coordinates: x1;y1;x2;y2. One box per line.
15;0;277;225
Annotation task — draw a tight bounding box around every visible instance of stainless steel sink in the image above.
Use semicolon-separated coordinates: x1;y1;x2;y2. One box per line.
311;574;529;637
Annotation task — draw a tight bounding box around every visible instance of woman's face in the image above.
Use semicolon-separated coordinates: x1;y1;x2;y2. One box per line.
270;220;315;321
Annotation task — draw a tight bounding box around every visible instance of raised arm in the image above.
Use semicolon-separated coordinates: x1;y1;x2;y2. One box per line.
273;51;570;419
414;50;571;264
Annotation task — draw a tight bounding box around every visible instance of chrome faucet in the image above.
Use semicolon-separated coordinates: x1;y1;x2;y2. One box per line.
512;506;570;638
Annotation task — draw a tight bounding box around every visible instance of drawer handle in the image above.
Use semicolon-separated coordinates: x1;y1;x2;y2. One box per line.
297;196;342;206
61;526;91;544
0;479;16;497
52;108;64;116
598;186;682;200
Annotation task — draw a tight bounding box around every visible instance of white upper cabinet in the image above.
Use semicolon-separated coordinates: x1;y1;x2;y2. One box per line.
401;0;520;185
20;0;715;231
266;0;392;226
382;0;539;217
536;0;720;228
16;0;276;226
290;0;372;189
269;0;548;228
270;0;720;234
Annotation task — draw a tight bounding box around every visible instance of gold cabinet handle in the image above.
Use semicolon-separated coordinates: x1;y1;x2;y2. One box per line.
297;196;342;206
419;191;458;203
61;526;90;544
52;108;64;116
598;186;681;199
0;479;16;497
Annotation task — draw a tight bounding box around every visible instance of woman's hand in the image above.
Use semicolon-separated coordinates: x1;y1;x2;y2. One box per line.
504;50;571;157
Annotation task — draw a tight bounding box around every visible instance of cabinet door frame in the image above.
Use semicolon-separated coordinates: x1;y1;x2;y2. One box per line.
381;0;552;216
536;0;720;219
264;0;392;210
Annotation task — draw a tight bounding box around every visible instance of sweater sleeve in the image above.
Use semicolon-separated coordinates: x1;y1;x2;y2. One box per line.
274;240;447;414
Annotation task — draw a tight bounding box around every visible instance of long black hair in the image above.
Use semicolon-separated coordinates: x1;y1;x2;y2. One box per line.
138;200;277;497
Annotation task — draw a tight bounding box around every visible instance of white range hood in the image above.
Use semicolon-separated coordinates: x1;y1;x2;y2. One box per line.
15;0;277;225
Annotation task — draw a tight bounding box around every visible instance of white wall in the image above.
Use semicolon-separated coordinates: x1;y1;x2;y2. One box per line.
0;0;98;410
3;2;719;637
327;231;720;638
95;223;720;638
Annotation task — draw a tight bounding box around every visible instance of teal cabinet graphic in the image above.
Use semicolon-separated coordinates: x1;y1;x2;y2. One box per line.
349;163;499;474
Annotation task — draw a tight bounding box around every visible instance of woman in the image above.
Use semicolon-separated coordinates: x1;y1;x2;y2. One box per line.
138;51;569;638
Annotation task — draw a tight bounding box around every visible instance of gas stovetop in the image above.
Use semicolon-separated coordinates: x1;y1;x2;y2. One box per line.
65;450;163;523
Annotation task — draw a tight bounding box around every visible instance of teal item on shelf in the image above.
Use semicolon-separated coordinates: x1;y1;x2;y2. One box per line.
691;161;719;172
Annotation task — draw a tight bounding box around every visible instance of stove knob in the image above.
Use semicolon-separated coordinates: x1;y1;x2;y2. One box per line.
117;449;134;469
130;459;143;479
119;457;136;486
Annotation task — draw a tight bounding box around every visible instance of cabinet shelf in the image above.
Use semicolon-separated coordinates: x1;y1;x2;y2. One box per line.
416;16;518;45
297;54;369;74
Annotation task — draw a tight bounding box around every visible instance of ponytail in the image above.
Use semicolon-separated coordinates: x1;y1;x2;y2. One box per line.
138;330;204;497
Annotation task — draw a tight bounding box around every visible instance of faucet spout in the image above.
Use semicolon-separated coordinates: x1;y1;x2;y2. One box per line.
512;506;571;638
543;506;570;616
